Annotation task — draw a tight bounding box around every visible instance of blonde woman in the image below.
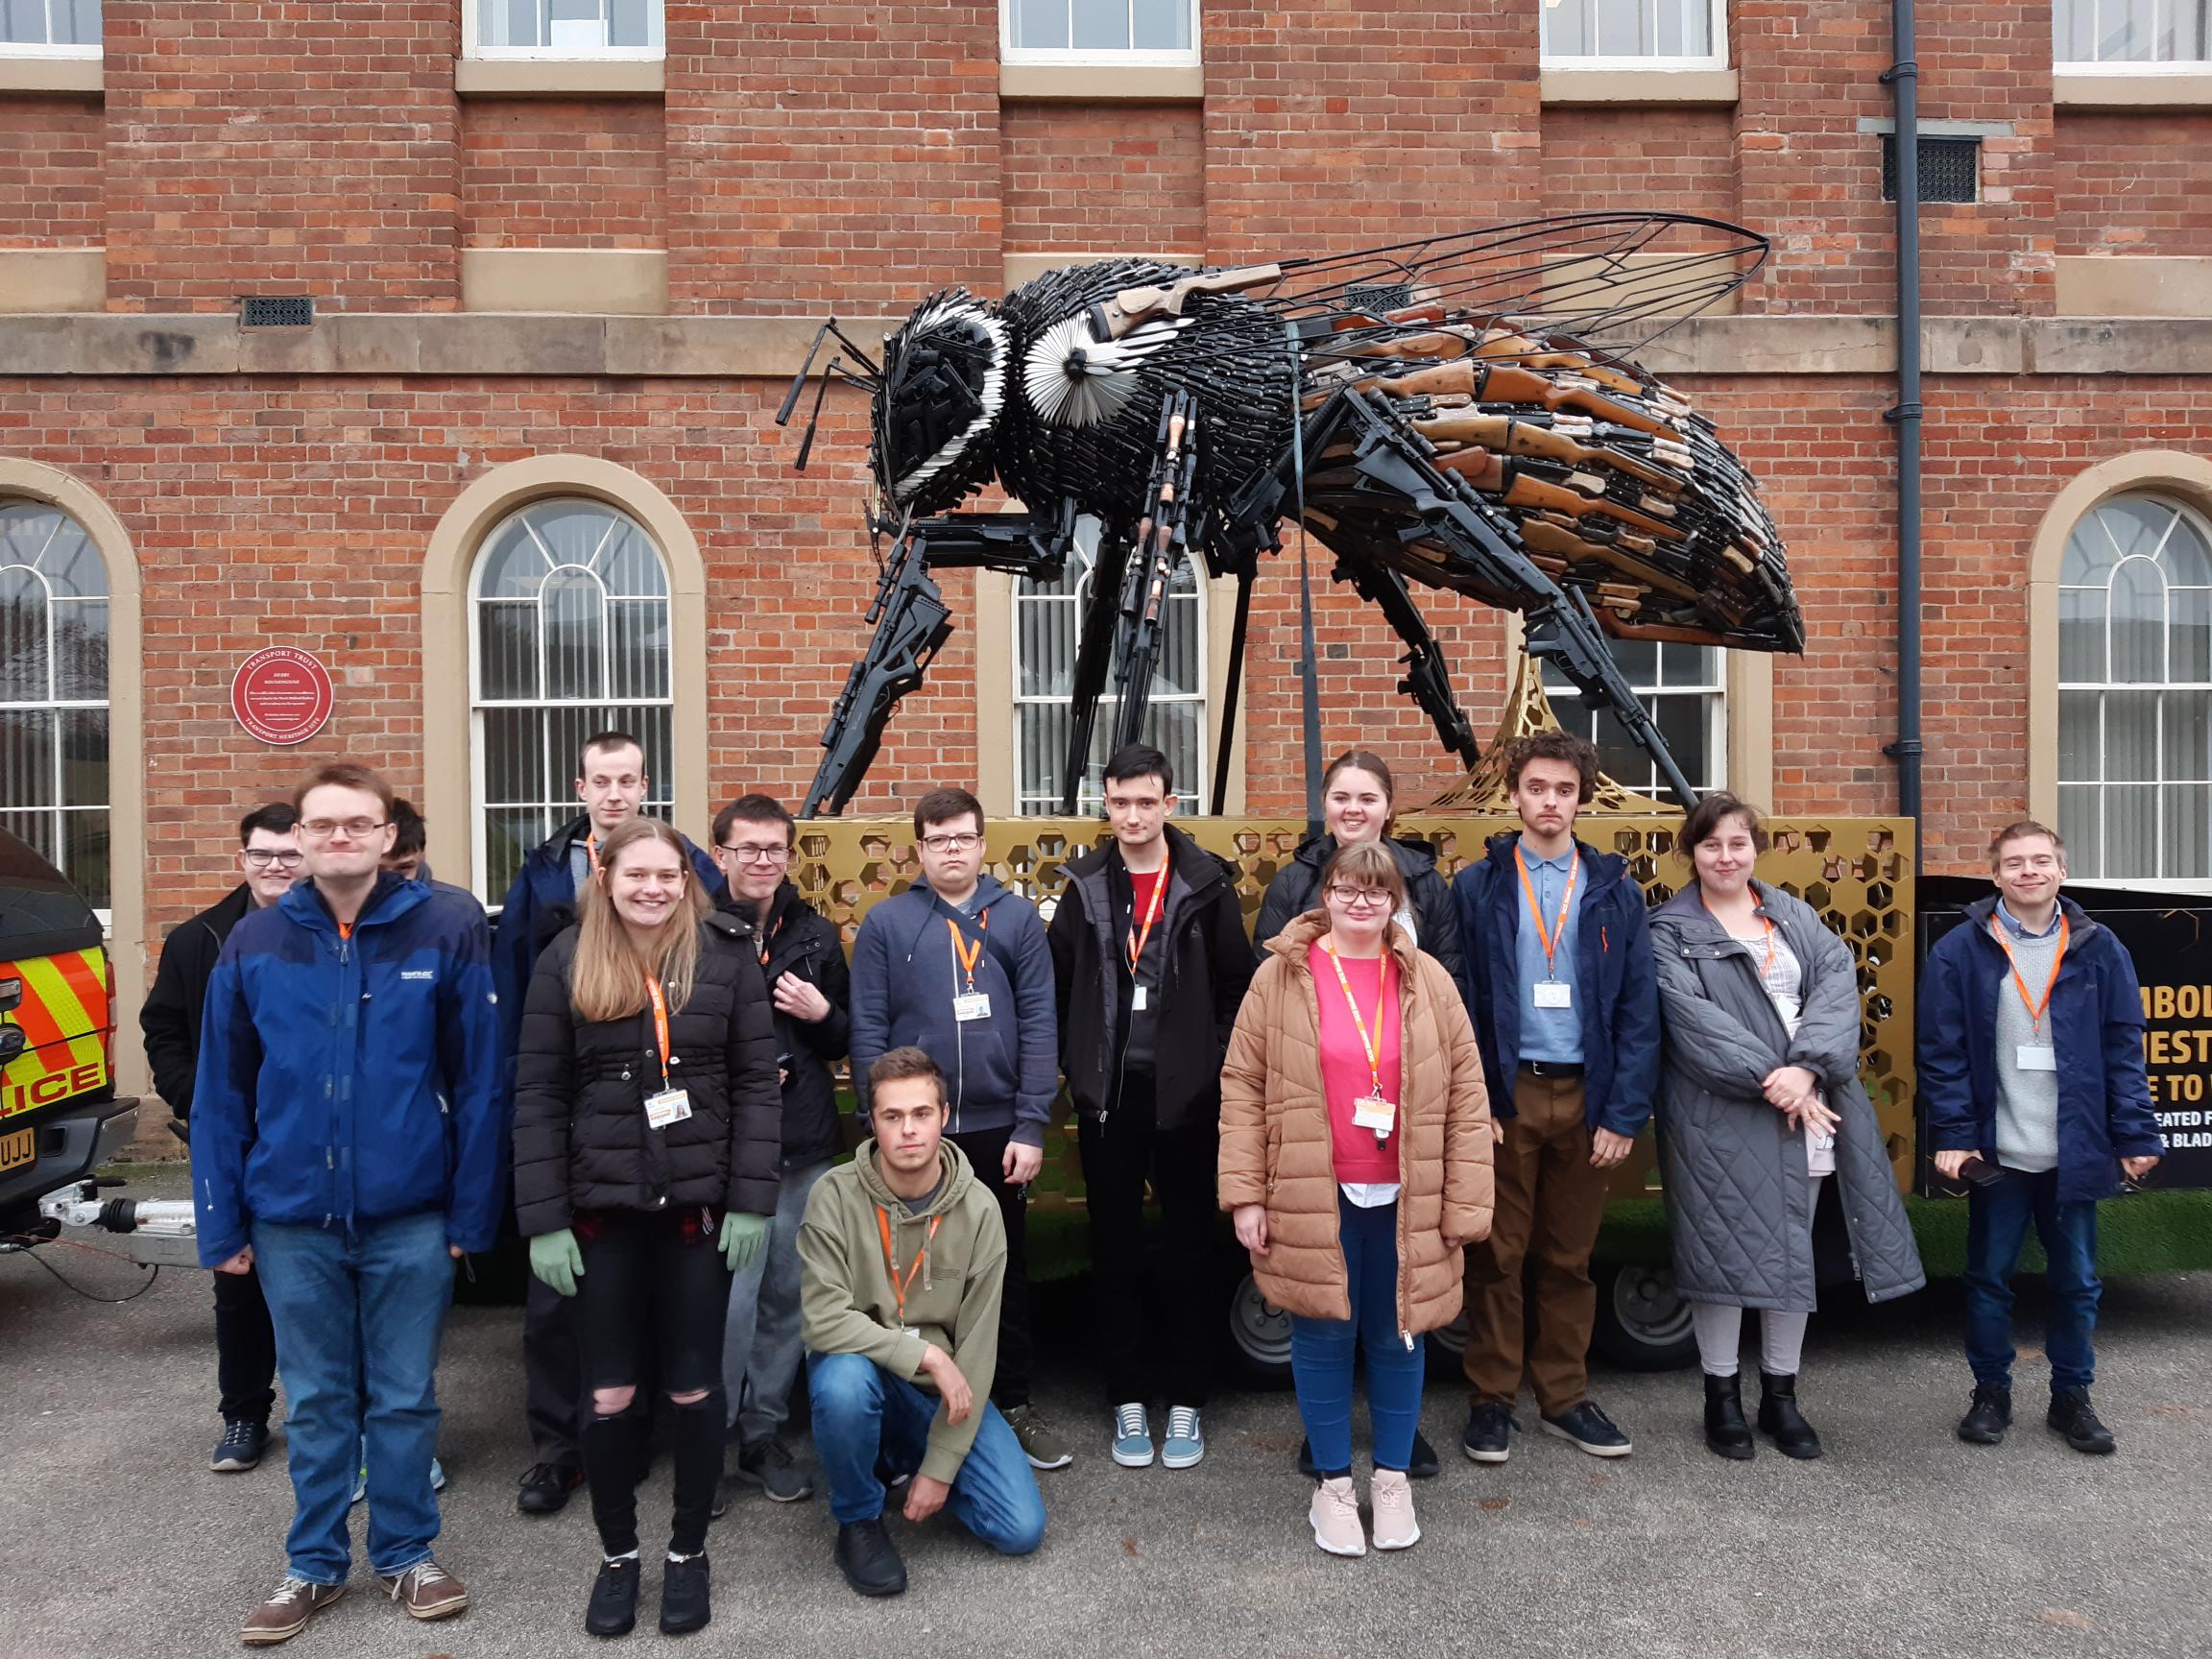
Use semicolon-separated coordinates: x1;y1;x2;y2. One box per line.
513;817;781;1638
1220;840;1493;1557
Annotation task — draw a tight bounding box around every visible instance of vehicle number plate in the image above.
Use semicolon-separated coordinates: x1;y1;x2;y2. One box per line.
0;1125;34;1173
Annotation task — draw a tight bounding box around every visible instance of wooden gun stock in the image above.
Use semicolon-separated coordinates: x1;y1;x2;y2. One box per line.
1358;361;1682;441
1412;412;1687;493
1090;264;1285;340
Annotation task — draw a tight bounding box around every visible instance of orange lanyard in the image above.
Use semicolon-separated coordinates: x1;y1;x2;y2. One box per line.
876;1206;943;1328
1703;896;1777;974
586;833;600;874
643;972;673;1087
946;912;986;993
1126;866;1167;974
1514;845;1578;977
1321;942;1395;1102
1990;912;2068;1037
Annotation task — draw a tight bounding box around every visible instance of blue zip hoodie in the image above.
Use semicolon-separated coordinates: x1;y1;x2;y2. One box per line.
190;873;506;1265
1452;830;1661;1138
1920;893;2165;1204
848;872;1059;1146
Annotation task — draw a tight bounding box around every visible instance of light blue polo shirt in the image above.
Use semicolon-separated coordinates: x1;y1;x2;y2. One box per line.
1515;845;1584;1064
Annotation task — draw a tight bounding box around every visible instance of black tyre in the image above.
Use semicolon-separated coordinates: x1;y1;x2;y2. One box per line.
1590;1260;1697;1371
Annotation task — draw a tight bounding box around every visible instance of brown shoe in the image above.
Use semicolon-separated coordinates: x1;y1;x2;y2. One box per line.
375;1558;469;1622
241;1576;346;1646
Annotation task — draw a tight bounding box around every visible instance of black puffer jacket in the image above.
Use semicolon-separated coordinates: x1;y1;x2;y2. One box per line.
1254;832;1463;983
729;880;851;1170
512;911;782;1236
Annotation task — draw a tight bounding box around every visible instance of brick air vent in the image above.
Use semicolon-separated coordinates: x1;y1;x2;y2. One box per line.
239;296;315;328
1882;136;1980;204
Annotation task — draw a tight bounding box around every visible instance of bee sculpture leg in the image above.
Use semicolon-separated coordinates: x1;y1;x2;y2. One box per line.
1286;390;1701;808
1334;556;1480;770
1054;529;1133;814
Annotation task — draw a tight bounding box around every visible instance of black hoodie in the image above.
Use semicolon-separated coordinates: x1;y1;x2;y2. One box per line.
725;878;852;1169
140;881;258;1121
1253;831;1464;984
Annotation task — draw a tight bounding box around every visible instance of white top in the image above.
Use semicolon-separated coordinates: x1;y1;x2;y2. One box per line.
1728;924;1836;1178
1339;1182;1403;1207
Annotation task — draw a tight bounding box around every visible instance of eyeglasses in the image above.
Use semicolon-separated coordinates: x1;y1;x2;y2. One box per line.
1325;885;1391;910
720;843;792;865
300;818;387;840
919;832;984;854
242;849;304;869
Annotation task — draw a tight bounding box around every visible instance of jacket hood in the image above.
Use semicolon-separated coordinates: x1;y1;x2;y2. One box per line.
1480;829;1629;888
1058;821;1221;889
1293;831;1441;877
526;813;594;871
198;881;261;935
851;1135;974;1220
1960;890;2104;948
276;869;427;933
1262;908;1422;975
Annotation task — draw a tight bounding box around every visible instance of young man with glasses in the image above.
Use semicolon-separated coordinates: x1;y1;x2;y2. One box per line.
191;764;503;1645
712;793;851;1503
848;787;1070;1471
1450;731;1660;1464
493;731;726;1517
141;802;302;1475
1046;744;1253;1469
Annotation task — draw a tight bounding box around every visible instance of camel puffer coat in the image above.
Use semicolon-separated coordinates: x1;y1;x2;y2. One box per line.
1219;913;1494;1334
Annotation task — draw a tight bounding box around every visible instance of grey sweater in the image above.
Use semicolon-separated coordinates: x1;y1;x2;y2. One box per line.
1992;911;2063;1173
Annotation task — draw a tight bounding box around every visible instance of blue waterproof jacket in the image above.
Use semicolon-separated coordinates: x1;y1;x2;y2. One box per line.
1919;893;2164;1203
848;873;1059;1146
1452;831;1661;1137
190;874;506;1265
491;814;725;1065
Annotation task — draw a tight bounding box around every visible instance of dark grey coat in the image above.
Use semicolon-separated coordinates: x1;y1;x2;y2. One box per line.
1648;880;1924;1311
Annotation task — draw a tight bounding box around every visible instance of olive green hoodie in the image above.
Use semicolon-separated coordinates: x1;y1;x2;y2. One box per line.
799;1136;1007;1484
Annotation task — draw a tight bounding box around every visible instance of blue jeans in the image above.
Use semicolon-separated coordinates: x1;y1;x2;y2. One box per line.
252;1211;453;1585
1963;1167;2102;1394
722;1158;832;1442
806;1352;1046;1553
1289;1194;1426;1479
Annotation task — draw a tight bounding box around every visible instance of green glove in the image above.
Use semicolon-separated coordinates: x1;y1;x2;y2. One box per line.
719;1212;769;1273
528;1228;585;1298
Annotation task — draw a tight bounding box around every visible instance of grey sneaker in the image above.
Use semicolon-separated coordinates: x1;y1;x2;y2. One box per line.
1160;1406;1205;1470
734;1436;815;1502
1001;1403;1073;1470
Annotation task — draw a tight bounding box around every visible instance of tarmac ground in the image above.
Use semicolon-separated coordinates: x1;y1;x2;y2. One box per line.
4;1164;2208;1659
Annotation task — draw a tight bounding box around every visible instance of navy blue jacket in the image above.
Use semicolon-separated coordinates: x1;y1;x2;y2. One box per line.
1452;831;1660;1137
1919;894;2164;1204
190;874;506;1265
492;814;725;1066
848;873;1059;1146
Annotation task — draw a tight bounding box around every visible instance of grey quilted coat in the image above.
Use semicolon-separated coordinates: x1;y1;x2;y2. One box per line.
1648;880;1924;1311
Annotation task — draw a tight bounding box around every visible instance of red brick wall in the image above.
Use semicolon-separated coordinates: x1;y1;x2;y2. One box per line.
1914;0;2055;315
101;2;462;310
0;96;104;248
1001;103;1206;258
663;1;1001;311
462;100;666;249
1540;108;1739;226
2054;112;2212;257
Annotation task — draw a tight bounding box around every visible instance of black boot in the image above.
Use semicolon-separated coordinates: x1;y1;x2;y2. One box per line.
2047;1386;2116;1455
584;1556;639;1638
1757;1372;1823;1459
1957;1383;2012;1445
659;1554;711;1636
1702;1373;1755;1460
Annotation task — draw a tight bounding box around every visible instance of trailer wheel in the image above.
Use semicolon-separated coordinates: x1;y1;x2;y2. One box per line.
1591;1261;1697;1371
1226;1271;1295;1387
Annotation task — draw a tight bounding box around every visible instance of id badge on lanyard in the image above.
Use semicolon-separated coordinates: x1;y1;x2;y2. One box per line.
949;917;992;1022
642;973;690;1130
1517;845;1578;1012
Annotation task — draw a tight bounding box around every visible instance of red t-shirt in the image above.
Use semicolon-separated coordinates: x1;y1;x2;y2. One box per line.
1127;868;1166;976
1309;946;1403;1185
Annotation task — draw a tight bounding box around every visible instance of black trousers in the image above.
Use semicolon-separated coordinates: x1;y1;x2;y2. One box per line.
573;1213;734;1558
524;1274;584;1466
212;1262;278;1425
947;1123;1032;1409
1077;1076;1217;1407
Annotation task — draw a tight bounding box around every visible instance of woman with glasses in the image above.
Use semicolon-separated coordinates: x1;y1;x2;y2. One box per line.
513;817;782;1637
1220;840;1493;1557
1647;794;1923;1461
1254;749;1462;980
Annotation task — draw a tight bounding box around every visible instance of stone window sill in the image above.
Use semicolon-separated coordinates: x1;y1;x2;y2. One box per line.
2054;70;2212;109
0;55;102;95
1539;66;1739;107
455;57;664;99
999;62;1203;101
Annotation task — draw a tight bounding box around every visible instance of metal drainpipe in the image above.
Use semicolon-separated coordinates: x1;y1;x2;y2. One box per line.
1882;0;1925;868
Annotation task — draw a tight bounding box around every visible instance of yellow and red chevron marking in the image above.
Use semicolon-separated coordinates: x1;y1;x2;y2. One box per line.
0;947;111;1122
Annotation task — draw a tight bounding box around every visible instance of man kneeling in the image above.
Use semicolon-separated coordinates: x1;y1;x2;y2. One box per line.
801;1046;1046;1596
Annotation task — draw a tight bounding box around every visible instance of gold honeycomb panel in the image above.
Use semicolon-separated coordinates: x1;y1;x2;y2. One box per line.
792;814;1919;1203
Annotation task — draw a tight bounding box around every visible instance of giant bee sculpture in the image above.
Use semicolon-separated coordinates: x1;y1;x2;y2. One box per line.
780;211;1799;815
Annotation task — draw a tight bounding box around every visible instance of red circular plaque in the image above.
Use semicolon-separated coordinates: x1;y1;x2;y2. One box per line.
231;646;335;746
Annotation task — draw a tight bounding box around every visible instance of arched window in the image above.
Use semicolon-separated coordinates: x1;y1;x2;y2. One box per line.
0;499;108;909
2058;493;2212;882
1012;519;1206;814
469;496;672;900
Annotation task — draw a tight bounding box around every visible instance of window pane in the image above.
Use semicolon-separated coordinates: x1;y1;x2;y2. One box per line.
609;0;656;49
36;516;103;600
1130;0;1189;51
3;1;45;46
1544;0;1592;56
1596;0;1652;56
61;808;108;910
2165;689;2211;781
66;0;105;49
1070;0;1130;50
1651;692;1714;788
0;709;55;808
1016;589;1078;698
477;599;538;701
2166;785;2211;878
2104;783;2158;878
541;569;607;700
2059;688;2101;781
598;518;669;598
1659;643;1718;689
2109;555;2167;684
2105;688;2159;782
0;565;50;704
53;597;106;702
1013;0;1069;50
2055;0;2096;60
2176;589;2212;683
609;599;669;699
2059;585;2106;683
2057;782;2103;878
2165;510;2212;585
476;520;548;598
60;707;104;806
